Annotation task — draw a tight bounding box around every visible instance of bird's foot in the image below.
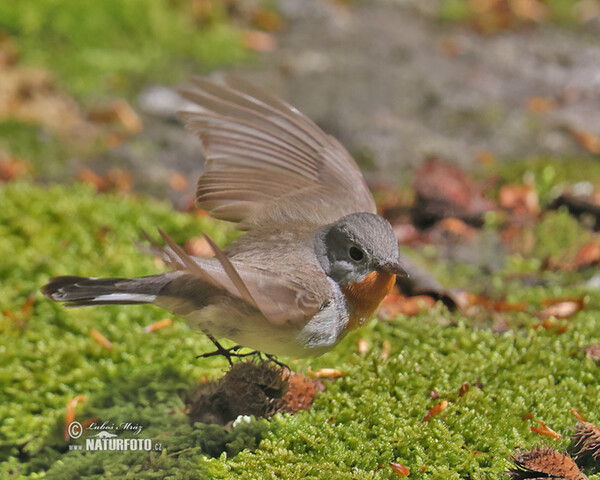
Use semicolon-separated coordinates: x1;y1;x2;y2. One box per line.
198;335;289;369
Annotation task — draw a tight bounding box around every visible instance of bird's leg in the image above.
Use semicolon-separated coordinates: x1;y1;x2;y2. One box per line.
197;334;244;366
197;334;290;369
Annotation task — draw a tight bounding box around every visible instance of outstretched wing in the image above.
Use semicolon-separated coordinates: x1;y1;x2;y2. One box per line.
178;76;376;230
143;229;325;326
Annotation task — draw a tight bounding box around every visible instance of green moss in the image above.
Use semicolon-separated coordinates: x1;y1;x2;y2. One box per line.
0;0;249;99
1;181;600;478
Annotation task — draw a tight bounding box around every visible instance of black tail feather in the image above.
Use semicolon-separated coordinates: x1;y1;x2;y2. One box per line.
41;274;171;307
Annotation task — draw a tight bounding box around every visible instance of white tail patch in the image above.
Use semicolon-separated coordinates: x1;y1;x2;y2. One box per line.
93;293;156;303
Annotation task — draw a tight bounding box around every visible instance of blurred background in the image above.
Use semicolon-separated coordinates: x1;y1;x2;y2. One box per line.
3;2;600;477
2;0;600;204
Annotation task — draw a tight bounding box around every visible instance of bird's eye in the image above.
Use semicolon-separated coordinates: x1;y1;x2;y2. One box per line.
349;246;364;261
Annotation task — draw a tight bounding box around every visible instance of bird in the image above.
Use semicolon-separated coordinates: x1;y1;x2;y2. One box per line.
42;76;407;360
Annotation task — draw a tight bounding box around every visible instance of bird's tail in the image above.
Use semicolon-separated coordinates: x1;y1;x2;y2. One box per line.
41;274;174;307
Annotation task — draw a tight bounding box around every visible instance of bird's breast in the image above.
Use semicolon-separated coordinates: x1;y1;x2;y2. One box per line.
343;271;396;330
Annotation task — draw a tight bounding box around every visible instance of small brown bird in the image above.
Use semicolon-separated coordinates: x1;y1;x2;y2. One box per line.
42;77;406;359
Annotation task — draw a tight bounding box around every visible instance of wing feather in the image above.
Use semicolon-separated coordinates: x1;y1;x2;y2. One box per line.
145;229;323;325
178;76;376;230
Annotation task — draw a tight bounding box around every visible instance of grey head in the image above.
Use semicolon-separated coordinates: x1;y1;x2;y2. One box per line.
314;212;407;287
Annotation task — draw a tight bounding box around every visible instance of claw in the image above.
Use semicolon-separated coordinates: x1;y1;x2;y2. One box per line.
198;334;289;369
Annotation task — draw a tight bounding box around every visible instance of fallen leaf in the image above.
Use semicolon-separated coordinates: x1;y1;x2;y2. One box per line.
509;0;549;22
538;300;583;320
0;66;87;133
499;184;540;215
77;167;132;193
508;447;585;480
436;217;477;241
144;318;173;333
429;390;440;400
64;394;87;440
412;157;495;227
242;30;277;52
169;172;189;192
458;382;470;397
476;150;496;166
570;408;588;423
569;241;600;270
307;368;344;379
530;420;562;440
540;296;585;317
0;156;29;182
357;338;369;355
572;130;600;154
526;96;557;114
573;0;600;23
420;400;448;423
89;99;142;134
251;8;284;32
379;293;436;317
584;344;600;361
521;412;534;421
185;236;215;258
89;329;113;350
389;462;410;477
464;293;528;313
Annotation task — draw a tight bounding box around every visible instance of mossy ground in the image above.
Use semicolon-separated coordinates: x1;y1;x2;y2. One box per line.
1;175;599;479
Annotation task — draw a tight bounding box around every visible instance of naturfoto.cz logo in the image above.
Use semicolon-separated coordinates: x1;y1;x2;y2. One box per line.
67;421;162;452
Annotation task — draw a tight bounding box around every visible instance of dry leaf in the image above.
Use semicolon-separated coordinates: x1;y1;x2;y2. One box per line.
569;241;600;270
458;382;470;397
420;400;448;423
144;318;173;333
464;293;528;313
509;0;549;22
251;8;284;32
379;293;436;317
185;236;215;258
476;150;496;166
169;172;189;192
412;158;495;227
521;412;534;421
0;66;87;133
64;394;88;440
508;447;587;480
538;300;583;320
89;99;142;134
572;130;600;154
357;338;369;355
584;344;600;361
242;31;277;52
429;390;440;400
89;329;113;350
436;217;476;240
77;167;132;193
499;184;540;215
307;368;344;379
530;420;562;440
389;462;410;477
570;408;588;423
526;96;557;114
0;156;29;182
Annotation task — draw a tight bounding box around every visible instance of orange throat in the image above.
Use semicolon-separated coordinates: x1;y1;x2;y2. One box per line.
343;271;396;330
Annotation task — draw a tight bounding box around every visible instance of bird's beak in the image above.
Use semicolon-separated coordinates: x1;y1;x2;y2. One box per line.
380;261;409;278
